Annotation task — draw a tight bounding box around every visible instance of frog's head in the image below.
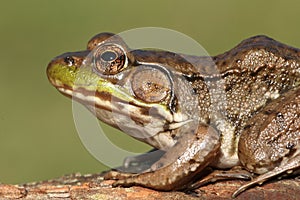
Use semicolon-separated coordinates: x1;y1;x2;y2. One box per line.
47;33;198;149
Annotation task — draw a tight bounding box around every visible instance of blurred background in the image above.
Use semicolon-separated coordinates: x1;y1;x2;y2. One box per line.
1;0;300;184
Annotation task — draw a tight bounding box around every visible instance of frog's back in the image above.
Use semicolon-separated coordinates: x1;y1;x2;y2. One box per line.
215;35;300;125
193;35;300;168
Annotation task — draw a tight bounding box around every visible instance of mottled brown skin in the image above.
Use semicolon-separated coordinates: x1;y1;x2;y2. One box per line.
239;88;300;171
108;36;300;197
47;34;300;198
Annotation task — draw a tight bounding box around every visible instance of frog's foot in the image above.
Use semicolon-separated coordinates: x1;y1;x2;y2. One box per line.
187;166;252;191
232;153;300;198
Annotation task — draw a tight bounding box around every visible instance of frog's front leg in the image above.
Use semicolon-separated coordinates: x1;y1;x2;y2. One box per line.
105;124;220;191
233;88;300;197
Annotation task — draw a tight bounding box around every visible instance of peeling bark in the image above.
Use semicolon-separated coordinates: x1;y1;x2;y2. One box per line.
0;173;299;200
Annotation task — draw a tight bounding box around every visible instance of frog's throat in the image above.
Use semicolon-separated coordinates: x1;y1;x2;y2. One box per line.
56;85;194;149
59;85;190;127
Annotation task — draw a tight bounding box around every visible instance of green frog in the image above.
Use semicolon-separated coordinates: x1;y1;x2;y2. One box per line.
47;33;300;197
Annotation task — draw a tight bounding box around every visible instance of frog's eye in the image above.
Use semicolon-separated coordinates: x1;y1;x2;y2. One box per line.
93;44;128;75
131;66;172;103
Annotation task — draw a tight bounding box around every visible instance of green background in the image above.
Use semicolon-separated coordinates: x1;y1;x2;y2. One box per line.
1;0;300;184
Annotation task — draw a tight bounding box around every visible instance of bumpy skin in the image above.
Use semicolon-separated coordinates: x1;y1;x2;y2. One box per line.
193;36;300;169
107;36;300;197
239;88;300;173
47;34;300;197
233;87;300;197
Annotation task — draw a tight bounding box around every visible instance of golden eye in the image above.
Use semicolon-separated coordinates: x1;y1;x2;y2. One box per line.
93;44;127;75
131;66;171;103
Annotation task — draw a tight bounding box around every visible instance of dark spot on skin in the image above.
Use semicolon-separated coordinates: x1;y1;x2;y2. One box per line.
235;59;241;63
225;85;232;92
286;142;295;149
192;88;197;94
243;124;251;130
64;56;75;65
189;159;196;164
206;118;211;124
249;70;259;76
277;112;284;118
222;61;227;66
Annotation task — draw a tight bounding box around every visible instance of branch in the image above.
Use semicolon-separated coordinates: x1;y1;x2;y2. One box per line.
1;173;300;199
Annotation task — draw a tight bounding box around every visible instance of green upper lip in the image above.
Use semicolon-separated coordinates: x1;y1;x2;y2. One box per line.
47;51;90;87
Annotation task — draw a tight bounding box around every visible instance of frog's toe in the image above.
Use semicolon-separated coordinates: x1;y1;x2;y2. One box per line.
187;168;253;191
216;168;253;180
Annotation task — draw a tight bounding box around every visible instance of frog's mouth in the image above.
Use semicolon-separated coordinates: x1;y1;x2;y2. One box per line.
55;84;193;150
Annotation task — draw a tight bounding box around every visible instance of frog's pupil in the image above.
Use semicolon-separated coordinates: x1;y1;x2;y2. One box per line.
101;51;117;61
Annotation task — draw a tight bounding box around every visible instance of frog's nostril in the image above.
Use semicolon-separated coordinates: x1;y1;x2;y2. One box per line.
64;56;75;66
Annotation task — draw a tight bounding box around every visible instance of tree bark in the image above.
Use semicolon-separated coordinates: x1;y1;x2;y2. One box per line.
0;173;299;200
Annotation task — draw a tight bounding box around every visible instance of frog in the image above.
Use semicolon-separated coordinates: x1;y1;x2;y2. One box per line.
47;32;300;197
